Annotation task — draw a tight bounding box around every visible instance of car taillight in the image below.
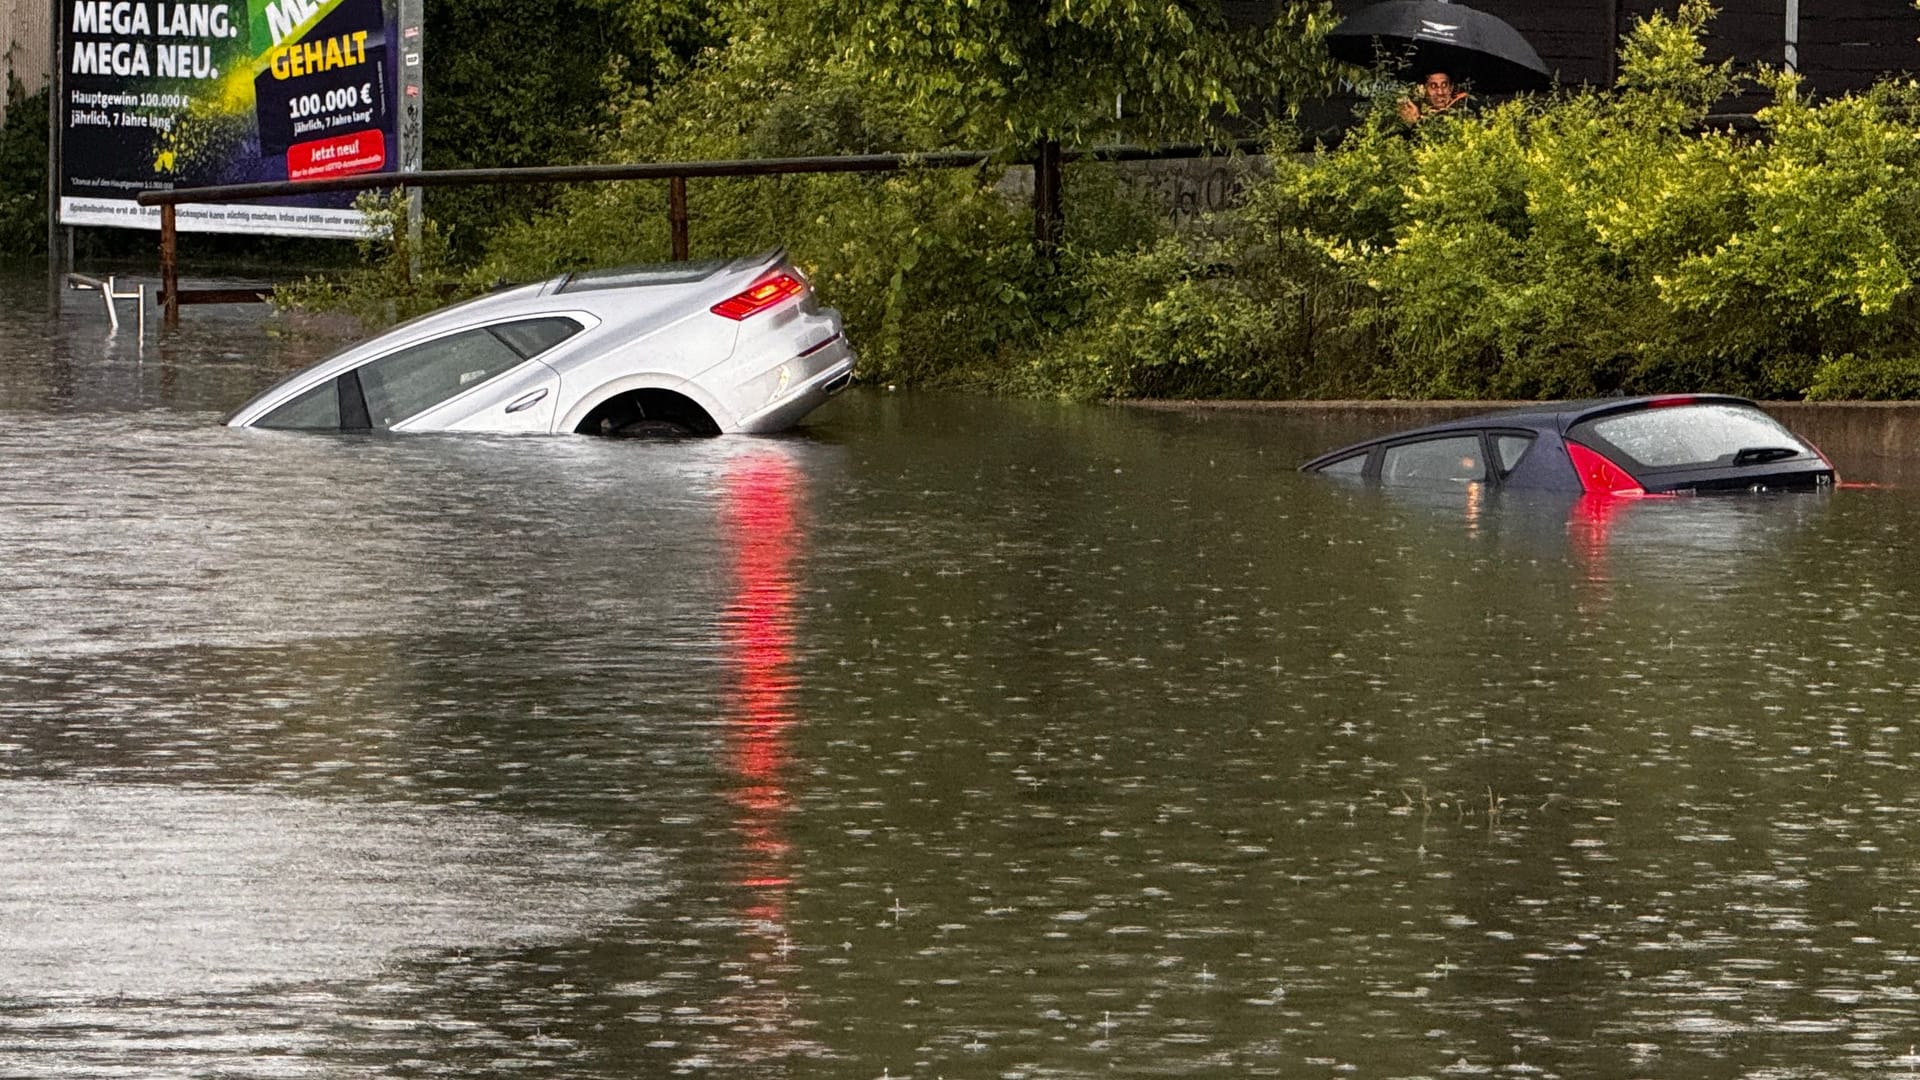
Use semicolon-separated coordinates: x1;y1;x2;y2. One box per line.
712;273;806;320
1803;436;1836;472
1565;441;1645;496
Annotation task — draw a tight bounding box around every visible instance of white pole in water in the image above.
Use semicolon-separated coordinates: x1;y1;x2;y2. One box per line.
1784;0;1799;73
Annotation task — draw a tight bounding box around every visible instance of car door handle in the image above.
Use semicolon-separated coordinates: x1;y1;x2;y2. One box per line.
504;388;550;414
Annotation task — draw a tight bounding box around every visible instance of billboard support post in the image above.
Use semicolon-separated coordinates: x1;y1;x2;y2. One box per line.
45;0;61;272
160;205;178;327
399;0;424;279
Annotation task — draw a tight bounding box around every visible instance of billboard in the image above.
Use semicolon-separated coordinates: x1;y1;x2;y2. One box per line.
57;0;422;237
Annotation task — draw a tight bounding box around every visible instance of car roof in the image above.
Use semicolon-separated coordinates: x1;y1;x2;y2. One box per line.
1299;393;1763;470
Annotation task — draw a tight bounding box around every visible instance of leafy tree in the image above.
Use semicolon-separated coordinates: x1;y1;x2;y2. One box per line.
421;0;726;256
826;0;1342;146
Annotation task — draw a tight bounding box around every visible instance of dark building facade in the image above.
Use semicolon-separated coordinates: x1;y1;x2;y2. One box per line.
1228;0;1920;106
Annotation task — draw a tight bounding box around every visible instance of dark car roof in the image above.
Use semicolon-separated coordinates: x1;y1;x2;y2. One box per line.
1299;394;1761;470
1420;393;1759;431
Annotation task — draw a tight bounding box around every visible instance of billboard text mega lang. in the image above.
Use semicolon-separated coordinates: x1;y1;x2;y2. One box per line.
60;0;402;236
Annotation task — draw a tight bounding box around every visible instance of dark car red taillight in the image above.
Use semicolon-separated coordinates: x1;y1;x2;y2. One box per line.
1565;441;1645;496
712;273;806;320
1802;436;1840;483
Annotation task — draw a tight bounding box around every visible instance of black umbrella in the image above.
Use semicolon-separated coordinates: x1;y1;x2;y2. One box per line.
1326;0;1551;94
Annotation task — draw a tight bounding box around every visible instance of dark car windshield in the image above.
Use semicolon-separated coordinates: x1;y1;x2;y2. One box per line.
1570;403;1813;470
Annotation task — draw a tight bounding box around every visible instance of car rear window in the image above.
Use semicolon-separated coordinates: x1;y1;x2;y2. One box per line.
556;259;731;293
1571;403;1812;470
490;316;583;358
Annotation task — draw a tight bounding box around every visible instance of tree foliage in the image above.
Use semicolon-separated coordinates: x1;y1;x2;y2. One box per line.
420;0;726;256
284;0;1920;402
1040;0;1920;401
826;0;1341;145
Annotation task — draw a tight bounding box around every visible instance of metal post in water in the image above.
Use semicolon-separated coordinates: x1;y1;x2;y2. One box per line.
669;176;689;261
160;204;179;328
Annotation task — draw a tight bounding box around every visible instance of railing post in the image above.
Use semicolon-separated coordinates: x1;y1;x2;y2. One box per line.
160;204;179;328
669;175;689;261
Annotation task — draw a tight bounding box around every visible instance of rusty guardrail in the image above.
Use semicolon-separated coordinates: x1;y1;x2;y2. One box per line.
133;140;1265;326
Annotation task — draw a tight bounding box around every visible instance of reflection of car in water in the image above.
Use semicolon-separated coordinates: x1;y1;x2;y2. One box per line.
226;250;855;437
1300;395;1835;495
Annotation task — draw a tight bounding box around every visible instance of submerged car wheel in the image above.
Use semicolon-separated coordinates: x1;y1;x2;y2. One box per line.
609;418;696;438
577;388;721;438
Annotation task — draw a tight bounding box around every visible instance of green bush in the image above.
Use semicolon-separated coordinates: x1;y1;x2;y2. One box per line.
271;192;464;328
280;0;1920;403
1046;0;1920;401
0;80;48;259
468;28;1184;389
1805;353;1920;401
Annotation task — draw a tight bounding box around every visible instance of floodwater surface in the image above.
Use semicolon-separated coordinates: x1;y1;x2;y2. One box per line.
6;269;1920;1078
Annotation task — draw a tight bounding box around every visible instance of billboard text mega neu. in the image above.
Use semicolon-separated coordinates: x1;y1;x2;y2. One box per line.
59;0;419;237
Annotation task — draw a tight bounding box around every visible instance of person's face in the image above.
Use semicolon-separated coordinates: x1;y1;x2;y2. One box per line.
1423;73;1455;102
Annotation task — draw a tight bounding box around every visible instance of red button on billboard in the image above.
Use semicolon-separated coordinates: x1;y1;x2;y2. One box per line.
287;130;387;182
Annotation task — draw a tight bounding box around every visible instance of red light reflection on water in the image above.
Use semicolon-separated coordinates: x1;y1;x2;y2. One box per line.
710;451;817;1061
1567;493;1629;564
721;453;803;903
1565;492;1643;604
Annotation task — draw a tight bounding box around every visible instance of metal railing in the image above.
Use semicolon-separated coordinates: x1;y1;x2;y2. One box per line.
66;273;147;340
132;140;1265;326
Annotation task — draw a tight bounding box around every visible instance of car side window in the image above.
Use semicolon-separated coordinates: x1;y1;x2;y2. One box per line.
255;378;342;430
1380;435;1485;485
357;327;530;429
1316;451;1369;476
491;317;582;359
1493;433;1535;474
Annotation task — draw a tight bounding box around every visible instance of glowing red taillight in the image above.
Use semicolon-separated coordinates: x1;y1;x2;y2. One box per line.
712;273;806;320
1645;395;1698;408
1565;441;1645;496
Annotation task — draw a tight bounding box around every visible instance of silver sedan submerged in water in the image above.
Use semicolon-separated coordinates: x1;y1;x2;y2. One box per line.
227;250;856;436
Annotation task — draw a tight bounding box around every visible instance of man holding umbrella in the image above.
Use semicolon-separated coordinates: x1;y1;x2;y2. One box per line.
1398;70;1468;123
1326;0;1551;113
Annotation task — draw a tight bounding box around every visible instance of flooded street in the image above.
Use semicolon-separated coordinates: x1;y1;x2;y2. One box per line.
8;268;1920;1078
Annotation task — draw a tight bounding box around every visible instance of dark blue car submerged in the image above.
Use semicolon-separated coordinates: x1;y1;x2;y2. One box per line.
1300;394;1835;495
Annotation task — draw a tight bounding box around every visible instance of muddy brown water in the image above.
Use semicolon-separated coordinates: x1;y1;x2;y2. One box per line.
6;268;1920;1078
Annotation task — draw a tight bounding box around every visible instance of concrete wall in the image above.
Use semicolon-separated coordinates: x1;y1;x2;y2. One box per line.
2;0;50;124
